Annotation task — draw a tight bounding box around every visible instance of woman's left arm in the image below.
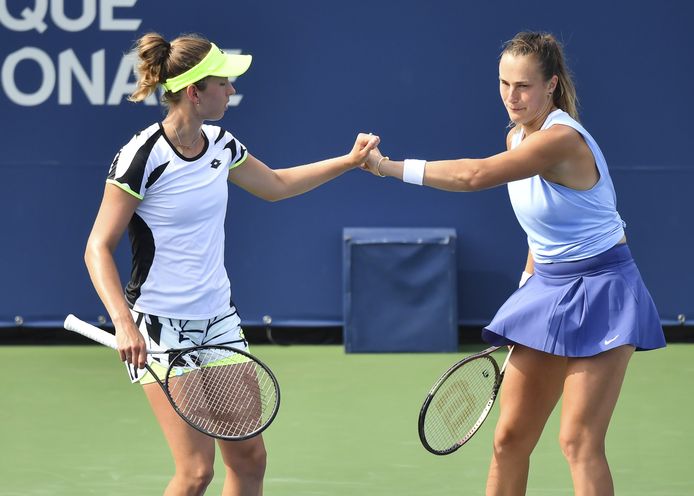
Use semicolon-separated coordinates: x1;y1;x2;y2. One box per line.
228;133;379;201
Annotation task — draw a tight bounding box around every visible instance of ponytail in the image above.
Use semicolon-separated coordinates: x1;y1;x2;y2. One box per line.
128;32;211;105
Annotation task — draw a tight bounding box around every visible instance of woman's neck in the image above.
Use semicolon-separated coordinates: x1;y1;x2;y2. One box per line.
522;106;558;136
162;114;203;153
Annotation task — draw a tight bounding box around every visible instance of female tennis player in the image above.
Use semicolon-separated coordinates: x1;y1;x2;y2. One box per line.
363;31;665;495
84;32;378;496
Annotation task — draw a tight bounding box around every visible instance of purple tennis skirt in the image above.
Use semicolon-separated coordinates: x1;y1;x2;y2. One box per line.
482;243;666;357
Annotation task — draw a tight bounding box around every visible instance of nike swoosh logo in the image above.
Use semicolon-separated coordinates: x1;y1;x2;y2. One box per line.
604;335;620;345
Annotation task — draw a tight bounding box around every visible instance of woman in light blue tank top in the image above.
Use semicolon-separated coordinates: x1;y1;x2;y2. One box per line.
362;31;665;495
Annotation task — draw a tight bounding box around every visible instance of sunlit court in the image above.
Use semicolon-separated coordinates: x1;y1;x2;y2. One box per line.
2;1;693;495
0;341;692;495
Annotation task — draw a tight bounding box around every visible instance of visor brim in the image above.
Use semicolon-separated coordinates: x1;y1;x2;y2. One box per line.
209;53;253;78
162;44;253;93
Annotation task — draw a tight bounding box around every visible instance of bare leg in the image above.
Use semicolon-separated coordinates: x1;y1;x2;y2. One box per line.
218;436;267;496
559;345;634;496
486;346;567;496
143;383;216;496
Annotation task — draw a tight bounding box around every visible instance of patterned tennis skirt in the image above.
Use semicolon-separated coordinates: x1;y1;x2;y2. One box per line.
482;244;666;357
126;305;247;384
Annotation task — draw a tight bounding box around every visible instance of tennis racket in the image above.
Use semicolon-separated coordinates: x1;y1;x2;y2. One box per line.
64;314;280;441
418;345;514;455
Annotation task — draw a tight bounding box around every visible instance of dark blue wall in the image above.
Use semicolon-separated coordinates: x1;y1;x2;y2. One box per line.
2;0;692;327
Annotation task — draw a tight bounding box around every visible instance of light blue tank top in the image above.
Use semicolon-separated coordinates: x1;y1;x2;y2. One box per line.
507;109;625;263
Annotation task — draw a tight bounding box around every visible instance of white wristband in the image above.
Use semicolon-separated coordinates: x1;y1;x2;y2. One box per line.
519;271;533;288
403;159;426;185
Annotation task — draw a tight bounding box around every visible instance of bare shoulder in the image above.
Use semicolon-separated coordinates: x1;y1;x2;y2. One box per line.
539;124;586;149
517;124;586;160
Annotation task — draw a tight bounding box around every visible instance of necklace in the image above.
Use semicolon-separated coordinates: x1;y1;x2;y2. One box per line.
173;126;202;149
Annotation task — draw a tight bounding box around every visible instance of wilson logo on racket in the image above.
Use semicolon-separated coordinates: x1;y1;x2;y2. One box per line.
434;380;478;437
418;346;513;455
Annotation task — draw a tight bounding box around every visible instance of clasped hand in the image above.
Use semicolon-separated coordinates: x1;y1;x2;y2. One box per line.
348;133;381;168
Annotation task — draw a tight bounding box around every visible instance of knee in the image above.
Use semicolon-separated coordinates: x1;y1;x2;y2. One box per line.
492;425;535;459
558;429;605;463
174;465;214;495
229;442;267;480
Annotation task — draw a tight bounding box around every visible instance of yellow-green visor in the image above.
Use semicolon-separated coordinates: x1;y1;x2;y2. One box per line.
162;43;252;93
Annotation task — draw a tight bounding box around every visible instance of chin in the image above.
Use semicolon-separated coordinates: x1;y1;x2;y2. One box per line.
507;112;522;124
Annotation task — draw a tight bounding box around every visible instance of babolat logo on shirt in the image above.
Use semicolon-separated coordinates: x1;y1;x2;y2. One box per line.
210;159;222;169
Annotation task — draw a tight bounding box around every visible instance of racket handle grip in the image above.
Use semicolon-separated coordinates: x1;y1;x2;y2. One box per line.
64;314;118;349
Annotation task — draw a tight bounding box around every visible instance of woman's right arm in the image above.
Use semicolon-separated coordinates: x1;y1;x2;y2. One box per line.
228;133;379;201
523;249;534;274
84;184;147;369
505;130;535;288
365;125;581;192
518;249;535;287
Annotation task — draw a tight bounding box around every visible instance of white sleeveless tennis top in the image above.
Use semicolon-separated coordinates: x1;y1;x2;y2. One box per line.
506;109;625;263
107;122;248;319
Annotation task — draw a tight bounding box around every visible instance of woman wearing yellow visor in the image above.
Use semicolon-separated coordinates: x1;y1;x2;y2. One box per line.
84;32;379;495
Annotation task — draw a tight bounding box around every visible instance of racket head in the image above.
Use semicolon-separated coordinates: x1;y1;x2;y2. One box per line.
418;347;503;455
162;345;280;441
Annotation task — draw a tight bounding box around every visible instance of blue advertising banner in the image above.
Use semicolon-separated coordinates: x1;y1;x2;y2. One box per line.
2;0;693;327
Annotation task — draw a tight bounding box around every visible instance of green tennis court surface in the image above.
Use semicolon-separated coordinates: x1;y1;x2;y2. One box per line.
0;344;691;495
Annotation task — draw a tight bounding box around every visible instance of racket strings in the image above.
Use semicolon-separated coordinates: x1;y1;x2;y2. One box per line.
166;348;277;438
423;356;498;452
